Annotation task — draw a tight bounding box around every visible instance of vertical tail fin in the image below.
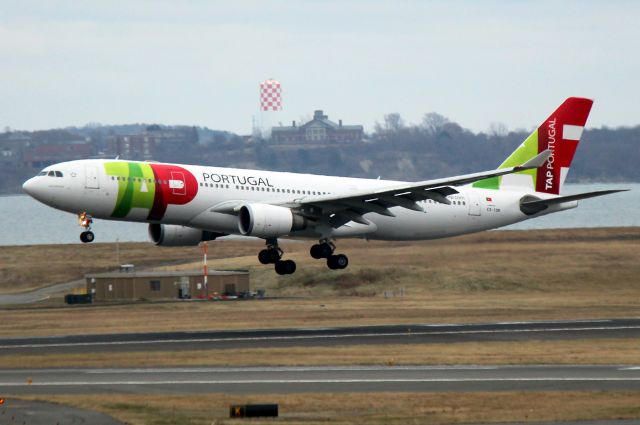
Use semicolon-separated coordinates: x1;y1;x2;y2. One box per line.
473;97;593;195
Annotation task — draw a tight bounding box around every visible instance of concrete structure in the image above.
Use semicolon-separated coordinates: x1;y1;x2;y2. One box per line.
271;110;363;144
86;270;250;302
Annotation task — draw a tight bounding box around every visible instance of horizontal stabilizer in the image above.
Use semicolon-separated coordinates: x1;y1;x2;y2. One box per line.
517;149;552;170
520;189;628;215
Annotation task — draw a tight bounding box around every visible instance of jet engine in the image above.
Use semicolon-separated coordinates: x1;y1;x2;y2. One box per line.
148;224;223;246
238;203;307;238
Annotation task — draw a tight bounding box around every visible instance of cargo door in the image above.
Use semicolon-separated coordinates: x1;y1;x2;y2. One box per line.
85;165;100;189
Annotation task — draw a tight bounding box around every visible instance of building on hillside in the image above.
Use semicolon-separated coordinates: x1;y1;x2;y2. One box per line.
104;126;198;160
145;125;198;146
106;134;156;160
0;137;24;165
271;110;363;144
23;141;93;168
86;269;250;302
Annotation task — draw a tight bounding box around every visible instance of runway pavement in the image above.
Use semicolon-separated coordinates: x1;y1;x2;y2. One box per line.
1;365;639;395
0;318;639;355
0;399;123;425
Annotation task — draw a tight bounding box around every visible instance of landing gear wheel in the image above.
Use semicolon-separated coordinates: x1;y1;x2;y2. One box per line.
327;254;348;270
275;259;296;275
268;249;281;263
258;249;271;264
259;246;282;265
310;242;334;259
80;231;95;243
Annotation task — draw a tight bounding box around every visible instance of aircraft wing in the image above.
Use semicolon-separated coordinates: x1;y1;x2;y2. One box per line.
278;149;552;226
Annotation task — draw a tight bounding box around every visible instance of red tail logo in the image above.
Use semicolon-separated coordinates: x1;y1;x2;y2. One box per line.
535;97;593;195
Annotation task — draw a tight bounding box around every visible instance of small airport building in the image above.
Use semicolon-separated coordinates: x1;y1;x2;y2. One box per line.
85;269;250;302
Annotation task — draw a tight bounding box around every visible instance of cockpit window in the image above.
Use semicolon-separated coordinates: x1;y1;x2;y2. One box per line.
48;171;55;177
55;171;63;177
38;171;47;176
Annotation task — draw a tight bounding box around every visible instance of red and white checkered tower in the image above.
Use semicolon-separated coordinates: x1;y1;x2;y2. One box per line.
259;79;282;138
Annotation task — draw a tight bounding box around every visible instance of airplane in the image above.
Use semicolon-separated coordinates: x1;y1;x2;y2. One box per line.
22;97;626;275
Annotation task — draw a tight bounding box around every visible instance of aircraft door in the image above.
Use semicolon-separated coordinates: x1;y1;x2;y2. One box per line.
467;192;481;216
85;165;100;189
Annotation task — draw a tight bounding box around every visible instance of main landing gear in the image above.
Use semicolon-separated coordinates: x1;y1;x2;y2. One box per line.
310;240;349;270
259;238;348;275
78;212;95;243
258;238;296;275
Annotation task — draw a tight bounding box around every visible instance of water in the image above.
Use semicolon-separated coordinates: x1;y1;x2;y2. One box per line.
0;184;637;246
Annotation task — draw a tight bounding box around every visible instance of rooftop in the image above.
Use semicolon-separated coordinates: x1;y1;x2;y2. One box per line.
86;270;248;279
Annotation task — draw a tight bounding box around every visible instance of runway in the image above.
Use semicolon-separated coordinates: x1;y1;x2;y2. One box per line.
1;318;639;355
1;365;639;395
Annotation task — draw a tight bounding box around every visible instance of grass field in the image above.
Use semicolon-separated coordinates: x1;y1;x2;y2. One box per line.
2;227;639;297
1;228;639;338
24;391;640;425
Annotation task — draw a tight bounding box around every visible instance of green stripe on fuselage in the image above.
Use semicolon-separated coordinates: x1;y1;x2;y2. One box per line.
104;162;156;218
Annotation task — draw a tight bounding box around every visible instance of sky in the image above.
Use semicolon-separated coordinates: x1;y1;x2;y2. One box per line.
1;0;639;135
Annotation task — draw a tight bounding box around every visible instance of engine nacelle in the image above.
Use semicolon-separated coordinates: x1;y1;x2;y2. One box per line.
148;224;223;246
238;203;307;238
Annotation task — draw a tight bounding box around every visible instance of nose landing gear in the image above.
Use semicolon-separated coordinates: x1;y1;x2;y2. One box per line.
259;238;296;275
310;240;349;270
78;212;95;243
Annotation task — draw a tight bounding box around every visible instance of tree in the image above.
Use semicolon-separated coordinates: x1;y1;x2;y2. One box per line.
421;112;449;135
488;122;509;137
383;113;404;132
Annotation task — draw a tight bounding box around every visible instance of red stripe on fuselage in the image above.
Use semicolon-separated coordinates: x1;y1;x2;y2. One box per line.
147;164;198;221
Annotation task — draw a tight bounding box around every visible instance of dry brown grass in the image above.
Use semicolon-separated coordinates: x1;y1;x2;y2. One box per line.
2;292;639;338
1;228;639;338
23;391;640;424
2;338;639;369
0;240;260;294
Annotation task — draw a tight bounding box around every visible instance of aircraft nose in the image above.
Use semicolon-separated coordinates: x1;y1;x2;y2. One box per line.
22;177;47;203
22;177;36;196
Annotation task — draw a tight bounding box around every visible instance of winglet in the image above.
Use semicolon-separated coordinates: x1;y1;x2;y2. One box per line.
516;149;551;170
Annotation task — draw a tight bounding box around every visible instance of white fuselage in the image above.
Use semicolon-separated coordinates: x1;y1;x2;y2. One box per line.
22;159;575;241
